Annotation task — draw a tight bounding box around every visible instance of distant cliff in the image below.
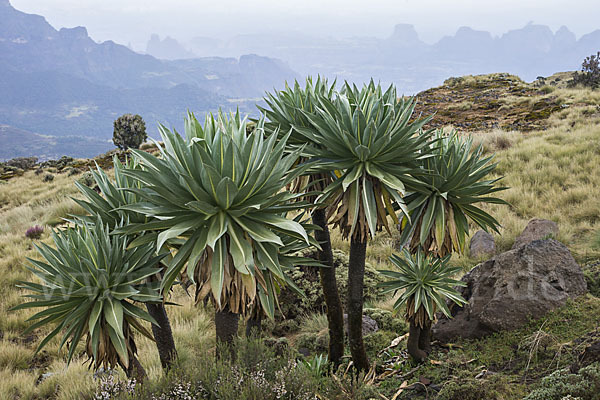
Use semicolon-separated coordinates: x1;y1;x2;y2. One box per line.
0;1;298;144
186;22;600;93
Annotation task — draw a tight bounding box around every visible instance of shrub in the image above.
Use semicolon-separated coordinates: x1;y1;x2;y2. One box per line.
67;167;80;176
112;113;147;150
5;157;38;170
77;171;95;187
127;339;320;400
126;338;379;400
262;337;291;357
93;373;136;400
570;52;600;89
295;330;329;355
24;225;44;239
319;368;379;400
363;331;398;357
523;362;600;400
437;370;525;400
42;173;54;182
40;156;75;171
539;85;555;94
150;381;206;400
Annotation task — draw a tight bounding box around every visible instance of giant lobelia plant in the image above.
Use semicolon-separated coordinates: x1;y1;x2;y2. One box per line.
379;249;466;362
13;220;165;381
260;77;347;365
391;131;506;362
119;111;316;347
71;157;178;370
295;81;433;371
399;131;507;257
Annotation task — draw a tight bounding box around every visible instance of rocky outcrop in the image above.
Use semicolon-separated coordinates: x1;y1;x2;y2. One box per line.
387;24;424;48
433;239;587;342
512;218;559;249
145;34;195;60
469;230;496;259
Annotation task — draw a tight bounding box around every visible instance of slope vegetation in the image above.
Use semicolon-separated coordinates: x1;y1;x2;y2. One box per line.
0;73;599;399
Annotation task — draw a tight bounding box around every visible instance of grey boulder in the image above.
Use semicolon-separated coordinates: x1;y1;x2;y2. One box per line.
512;218;559;249
434;239;587;342
469;230;496;259
343;314;379;336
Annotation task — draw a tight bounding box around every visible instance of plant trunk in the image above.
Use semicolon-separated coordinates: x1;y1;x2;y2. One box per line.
313;208;345;367
146;272;178;370
245;314;262;337
347;234;370;371
124;353;147;383
407;320;428;363
215;307;239;359
146;302;178;370
418;319;432;355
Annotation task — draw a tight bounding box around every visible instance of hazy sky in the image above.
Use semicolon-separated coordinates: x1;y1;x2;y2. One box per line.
10;0;600;50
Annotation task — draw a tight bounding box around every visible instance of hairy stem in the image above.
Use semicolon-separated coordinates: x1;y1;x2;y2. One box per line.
313;208;345;367
146;302;178;370
347;234;370;371
215;307;239;359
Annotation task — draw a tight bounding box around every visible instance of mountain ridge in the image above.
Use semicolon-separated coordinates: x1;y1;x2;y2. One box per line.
179;22;599;93
0;0;298;159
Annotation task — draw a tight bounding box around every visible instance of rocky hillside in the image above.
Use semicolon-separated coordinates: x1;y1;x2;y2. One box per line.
0;0;297;159
414;72;580;132
0;0;296;93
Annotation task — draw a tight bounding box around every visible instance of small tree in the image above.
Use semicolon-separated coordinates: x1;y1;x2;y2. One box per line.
72;157;178;371
113;114;147;150
570;51;600;89
297;81;433;371
120;111;316;351
260;77;347;366
396;132;506;362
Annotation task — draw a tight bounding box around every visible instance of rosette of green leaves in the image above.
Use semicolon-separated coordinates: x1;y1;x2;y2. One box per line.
70;156;167;254
294;80;433;240
119;112;315;319
259;76;336;146
12;220;164;370
399;131;507;256
72;157;148;226
378;248;466;327
259;77;338;199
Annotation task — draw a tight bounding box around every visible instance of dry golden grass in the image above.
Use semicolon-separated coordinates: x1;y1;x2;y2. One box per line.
480;117;600;261
0;170;217;398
